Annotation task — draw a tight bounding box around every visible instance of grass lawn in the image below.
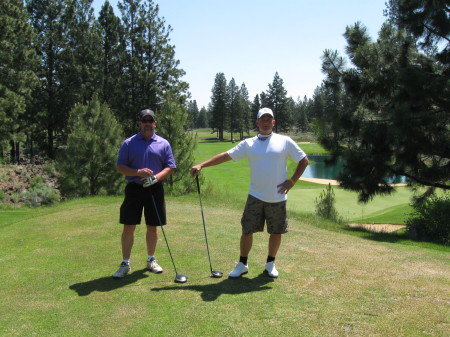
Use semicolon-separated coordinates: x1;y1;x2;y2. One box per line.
1;131;448;336
1;197;449;336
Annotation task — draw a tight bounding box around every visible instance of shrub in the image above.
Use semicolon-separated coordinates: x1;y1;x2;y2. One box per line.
406;193;450;245
315;183;342;222
43;160;58;178
23;177;60;207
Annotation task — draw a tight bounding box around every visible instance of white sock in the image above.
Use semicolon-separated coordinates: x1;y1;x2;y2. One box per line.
147;255;154;262
122;259;130;265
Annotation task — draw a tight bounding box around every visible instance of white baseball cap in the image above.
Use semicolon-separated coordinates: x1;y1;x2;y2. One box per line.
257;107;274;119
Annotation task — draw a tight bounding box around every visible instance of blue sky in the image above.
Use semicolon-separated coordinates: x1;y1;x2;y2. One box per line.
92;0;389;108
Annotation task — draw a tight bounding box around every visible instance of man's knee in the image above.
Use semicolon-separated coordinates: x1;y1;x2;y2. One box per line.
123;225;136;235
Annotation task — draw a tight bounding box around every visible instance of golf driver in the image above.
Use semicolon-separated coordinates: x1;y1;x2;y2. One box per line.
196;175;223;278
151;195;187;283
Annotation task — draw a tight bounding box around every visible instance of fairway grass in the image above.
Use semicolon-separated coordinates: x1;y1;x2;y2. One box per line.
1;197;449;336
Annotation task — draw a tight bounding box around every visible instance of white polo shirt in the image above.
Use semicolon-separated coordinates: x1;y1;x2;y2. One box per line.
227;133;306;203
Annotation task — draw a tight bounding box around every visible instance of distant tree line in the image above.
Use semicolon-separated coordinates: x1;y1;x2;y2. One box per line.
187;71;313;140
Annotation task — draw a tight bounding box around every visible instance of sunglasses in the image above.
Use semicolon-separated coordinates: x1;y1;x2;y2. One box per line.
141;119;155;124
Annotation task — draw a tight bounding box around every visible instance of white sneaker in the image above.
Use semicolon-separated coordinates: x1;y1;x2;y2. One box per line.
229;262;248;278
147;258;163;273
113;262;130;279
265;261;279;278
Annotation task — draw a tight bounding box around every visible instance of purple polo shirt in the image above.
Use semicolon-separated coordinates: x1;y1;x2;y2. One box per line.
117;132;177;183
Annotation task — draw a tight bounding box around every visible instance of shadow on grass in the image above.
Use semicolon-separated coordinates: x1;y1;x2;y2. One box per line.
69;268;149;296
344;226;410;243
151;272;274;301
345;227;449;250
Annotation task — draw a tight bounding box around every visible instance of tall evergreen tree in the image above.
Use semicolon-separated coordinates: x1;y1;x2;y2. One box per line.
210;72;227;140
386;0;449;64
187;99;199;129
237;83;251;139
266;72;290;132
97;0;124;111
259;91;268;109
61;0;102;109
0;0;39;160
226;77;239;141
27;0;71;158
251;94;262;132
197;106;208;128
58;95;124;197
285;96;296;131
310;84;326;120
117;0;188;134
319;19;449;202
251;94;260;111
156;98;197;194
295;96;310;133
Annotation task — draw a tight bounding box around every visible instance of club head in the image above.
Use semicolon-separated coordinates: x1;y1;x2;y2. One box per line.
211;270;223;278
175;274;188;283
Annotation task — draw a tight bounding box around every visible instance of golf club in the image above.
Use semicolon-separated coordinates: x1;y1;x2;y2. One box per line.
151;195;187;283
196;175;223;278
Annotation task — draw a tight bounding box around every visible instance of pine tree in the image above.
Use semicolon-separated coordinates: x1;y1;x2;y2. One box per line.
0;0;39;160
156;98;197;194
315;183;340;221
117;0;188;134
60;0;102;108
210;72;227;140
319;18;449;202
58;95;124;197
226;78;239;141
237;83;251;139
187;100;199;129
197;106;208;128
27;0;71;158
97;0;124;111
386;0;449;64
259;91;268;109
295;96;310;133
266;72;291;133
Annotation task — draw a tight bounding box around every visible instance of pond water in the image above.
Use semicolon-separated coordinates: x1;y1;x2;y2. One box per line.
303;155;407;184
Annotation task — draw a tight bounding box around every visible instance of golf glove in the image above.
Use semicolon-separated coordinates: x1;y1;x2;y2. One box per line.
141;175;158;188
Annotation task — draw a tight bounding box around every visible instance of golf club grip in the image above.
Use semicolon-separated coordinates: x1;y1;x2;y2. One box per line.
196;174;201;194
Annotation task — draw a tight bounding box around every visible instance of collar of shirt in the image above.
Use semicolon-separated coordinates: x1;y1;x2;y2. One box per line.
137;132;158;142
257;133;273;141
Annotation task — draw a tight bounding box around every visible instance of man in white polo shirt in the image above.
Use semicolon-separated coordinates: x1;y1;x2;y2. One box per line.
190;107;309;278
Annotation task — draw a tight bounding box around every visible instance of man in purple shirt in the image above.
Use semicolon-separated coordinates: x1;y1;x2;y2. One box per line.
113;109;176;279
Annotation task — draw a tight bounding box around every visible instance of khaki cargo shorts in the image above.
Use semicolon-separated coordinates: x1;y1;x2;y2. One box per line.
241;194;289;234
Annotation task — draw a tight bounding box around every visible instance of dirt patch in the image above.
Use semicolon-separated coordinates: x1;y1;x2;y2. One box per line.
348;223;406;233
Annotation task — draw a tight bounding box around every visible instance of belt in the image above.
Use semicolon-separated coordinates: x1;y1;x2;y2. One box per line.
128;181;161;187
128;181;144;186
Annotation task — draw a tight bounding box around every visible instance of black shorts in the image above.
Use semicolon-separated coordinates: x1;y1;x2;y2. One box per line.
119;182;166;226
